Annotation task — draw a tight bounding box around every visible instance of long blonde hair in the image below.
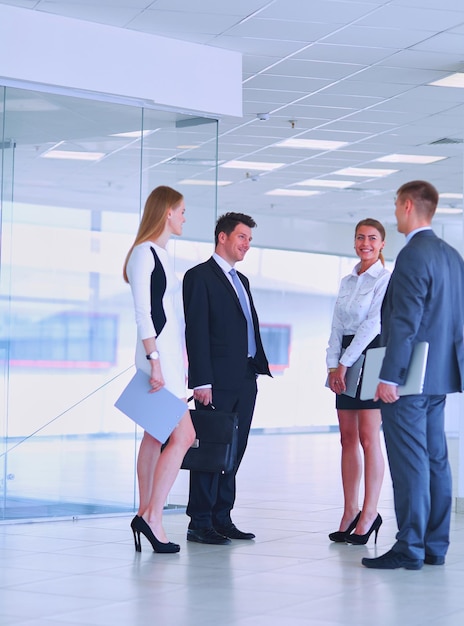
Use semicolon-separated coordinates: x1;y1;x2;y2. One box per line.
123;186;183;283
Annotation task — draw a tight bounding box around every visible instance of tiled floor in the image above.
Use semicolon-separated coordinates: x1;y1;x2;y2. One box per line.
1;432;464;625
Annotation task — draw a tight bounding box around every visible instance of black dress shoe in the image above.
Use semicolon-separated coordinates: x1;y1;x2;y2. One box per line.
424;554;445;565
187;528;231;545
362;549;423;570
215;524;255;540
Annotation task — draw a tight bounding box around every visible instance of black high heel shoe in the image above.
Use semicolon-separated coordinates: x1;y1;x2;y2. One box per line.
130;515;180;553
345;513;382;545
328;511;361;543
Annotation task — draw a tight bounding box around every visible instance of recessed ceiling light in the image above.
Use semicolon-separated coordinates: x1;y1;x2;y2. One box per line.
430;73;464;88
111;130;158;138
436;207;463;214
221;160;285;171
177;145;198;149
334;167;397;177
178;179;232;186
41;150;105;161
295;179;355;189
440;193;463;199
266;189;321;197
375;154;447;164
276;138;348;150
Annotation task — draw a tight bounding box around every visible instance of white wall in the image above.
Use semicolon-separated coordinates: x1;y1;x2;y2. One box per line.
0;4;242;117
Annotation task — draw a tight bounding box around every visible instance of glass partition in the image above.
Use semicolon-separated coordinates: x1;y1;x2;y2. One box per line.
0;86;218;520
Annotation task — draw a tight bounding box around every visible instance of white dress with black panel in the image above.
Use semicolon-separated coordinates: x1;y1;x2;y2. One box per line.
126;241;186;398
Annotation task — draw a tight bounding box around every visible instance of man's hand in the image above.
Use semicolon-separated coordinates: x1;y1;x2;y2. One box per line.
193;388;213;406
375;382;399;403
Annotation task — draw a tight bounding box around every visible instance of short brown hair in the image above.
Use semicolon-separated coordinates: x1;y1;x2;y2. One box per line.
396;180;438;220
214;212;256;246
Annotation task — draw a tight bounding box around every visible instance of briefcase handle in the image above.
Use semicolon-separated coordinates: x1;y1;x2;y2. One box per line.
188;395;216;410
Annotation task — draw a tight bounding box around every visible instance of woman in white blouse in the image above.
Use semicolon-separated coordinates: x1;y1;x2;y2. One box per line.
326;219;390;545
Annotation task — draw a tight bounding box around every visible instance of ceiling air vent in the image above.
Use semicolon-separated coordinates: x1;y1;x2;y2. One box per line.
429;137;464;145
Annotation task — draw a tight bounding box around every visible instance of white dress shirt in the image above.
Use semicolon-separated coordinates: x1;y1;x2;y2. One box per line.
326;259;391;368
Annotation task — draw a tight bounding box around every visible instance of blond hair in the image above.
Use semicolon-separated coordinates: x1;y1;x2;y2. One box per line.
123;186;183;283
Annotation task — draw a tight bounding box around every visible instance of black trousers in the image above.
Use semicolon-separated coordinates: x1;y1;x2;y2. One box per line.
187;367;257;529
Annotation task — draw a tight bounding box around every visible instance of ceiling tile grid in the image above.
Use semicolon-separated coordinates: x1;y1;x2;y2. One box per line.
2;0;464;227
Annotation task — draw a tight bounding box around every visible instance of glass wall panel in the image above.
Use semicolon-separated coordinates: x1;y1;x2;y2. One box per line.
0;86;218;520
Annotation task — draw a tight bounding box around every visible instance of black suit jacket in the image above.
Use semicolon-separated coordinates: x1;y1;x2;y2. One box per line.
183;257;271;390
380;229;464;395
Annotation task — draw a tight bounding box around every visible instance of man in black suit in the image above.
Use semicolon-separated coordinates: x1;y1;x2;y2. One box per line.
183;212;271;544
362;180;464;570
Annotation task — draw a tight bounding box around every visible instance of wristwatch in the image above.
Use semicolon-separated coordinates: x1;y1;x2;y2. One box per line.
146;350;160;361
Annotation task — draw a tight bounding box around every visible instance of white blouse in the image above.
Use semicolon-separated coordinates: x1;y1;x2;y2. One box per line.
326;260;391;368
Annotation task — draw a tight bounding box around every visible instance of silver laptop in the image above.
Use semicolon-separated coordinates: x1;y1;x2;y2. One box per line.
115;369;187;443
360;342;429;401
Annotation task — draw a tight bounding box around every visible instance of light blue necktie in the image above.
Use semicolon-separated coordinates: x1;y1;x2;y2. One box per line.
229;268;256;358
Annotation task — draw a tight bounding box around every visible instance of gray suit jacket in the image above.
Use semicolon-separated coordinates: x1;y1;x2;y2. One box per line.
380;229;464;395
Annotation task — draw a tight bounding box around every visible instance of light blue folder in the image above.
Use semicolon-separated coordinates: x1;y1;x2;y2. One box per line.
114;369;187;443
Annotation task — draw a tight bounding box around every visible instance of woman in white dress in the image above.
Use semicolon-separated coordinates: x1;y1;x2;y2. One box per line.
326;218;390;546
123;186;195;553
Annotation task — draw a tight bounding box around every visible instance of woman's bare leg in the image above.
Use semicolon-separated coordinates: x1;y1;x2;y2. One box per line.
337;409;362;531
353;408;384;535
141;408;195;542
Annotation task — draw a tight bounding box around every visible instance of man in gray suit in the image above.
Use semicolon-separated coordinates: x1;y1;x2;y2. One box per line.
362;180;464;570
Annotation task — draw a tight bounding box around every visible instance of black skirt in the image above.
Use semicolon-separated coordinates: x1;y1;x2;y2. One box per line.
335;335;381;411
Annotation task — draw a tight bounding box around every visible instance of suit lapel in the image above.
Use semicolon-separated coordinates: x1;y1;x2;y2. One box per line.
207;257;243;314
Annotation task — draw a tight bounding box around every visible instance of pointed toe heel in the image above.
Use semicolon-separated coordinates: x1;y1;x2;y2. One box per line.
131;516;180;553
328;512;361;543
346;514;382;545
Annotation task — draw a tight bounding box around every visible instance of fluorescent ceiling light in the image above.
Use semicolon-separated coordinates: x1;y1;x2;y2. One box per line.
436;207;463;214
111;130;158;138
295;179;355;189
334;167;397;177
41;150;105;161
276;138;348;150
376;154;447;164
430;73;464;88
440;193;463;199
179;179;232;186
221;160;285;171
177;144;198;149
266;189;321;197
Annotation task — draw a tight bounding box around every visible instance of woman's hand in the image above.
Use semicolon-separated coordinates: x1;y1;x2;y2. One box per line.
148;360;165;393
329;364;347;394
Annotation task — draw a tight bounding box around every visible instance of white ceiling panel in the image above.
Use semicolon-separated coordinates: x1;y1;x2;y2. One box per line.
224;18;339;41
259;0;384;23
356;5;464;31
411;32;464;54
263;59;365;81
293;43;395;65
2;0;464;229
127;10;242;35
322;26;439;49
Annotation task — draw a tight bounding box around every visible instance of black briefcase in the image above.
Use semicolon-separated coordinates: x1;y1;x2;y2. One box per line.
182;403;239;473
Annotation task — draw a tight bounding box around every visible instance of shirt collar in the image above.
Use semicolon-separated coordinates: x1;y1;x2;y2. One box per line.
213;252;234;275
406;226;432;243
352;258;384;278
